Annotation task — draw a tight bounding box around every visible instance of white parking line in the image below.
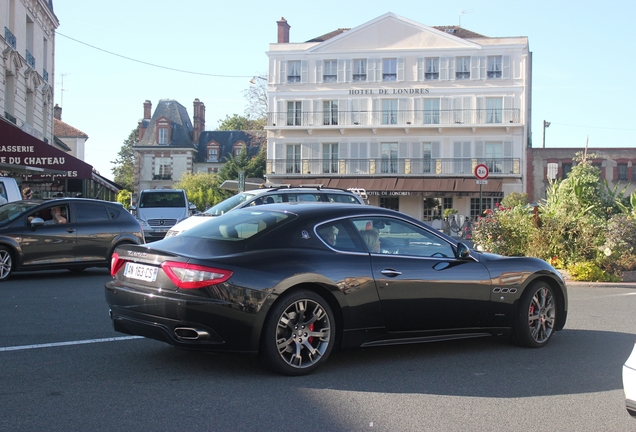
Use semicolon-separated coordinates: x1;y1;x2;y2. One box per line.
0;336;144;352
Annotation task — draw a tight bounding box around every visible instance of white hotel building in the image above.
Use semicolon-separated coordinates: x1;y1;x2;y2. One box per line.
265;13;531;222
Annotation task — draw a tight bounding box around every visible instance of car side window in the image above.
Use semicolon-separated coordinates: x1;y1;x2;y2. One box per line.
351;217;454;258
287;193;319;203
74;202;110;223
315;221;366;253
325;193;360;204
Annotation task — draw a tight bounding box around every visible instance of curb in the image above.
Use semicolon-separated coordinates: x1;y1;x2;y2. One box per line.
565;281;636;289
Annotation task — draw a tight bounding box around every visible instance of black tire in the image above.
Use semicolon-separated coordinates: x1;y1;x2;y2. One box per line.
512;281;557;348
0;246;14;282
260;289;335;376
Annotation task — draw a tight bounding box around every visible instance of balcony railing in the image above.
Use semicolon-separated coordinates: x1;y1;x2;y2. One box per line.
26;50;35;68
268;108;520;128
267;158;520;176
152;174;172;180
4;27;16;50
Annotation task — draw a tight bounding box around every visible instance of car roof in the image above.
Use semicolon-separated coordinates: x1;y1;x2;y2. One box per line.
235;202;396;218
248;187;360;196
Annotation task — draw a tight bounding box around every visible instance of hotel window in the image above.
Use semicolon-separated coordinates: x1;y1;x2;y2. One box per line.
154;157;171;180
158;127;169;145
425;58;439;80
286;144;301;174
323;60;337;82
383;58;397;81
617;163;628;181
487;56;502;79
323;100;338;125
485;142;503;173
424;99;440;124
286;101;302;126
322;143;338;174
353;59;366;81
381;143;398;174
288;61;301;83
381;99;398;125
486;97;503;123
456;57;470;79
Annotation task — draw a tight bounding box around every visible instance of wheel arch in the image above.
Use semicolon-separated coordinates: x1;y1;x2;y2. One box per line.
258;282;344;352
527;275;567;331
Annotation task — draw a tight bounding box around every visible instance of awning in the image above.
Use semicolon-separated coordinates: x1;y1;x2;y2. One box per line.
394;178;456;192
0;118;93;180
92;172;122;193
454;178;502;192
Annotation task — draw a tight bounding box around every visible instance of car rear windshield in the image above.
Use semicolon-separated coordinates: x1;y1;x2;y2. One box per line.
184;209;293;241
203;192;256;216
139;192;185;208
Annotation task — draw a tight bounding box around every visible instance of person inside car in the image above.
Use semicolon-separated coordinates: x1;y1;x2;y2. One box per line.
318;225;337;246
44;206;67;225
359;229;381;253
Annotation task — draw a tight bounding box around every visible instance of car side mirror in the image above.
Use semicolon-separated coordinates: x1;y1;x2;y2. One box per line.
456;242;471;260
30;217;45;228
129;205;137;211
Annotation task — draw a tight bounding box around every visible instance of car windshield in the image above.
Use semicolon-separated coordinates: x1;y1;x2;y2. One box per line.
203;192;256;216
0;201;40;223
139;192;185;208
184;209;293;241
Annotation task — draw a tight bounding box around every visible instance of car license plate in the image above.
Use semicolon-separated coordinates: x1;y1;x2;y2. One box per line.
124;262;159;282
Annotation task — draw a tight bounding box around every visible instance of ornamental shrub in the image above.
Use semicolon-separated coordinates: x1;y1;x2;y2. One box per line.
567;262;620;282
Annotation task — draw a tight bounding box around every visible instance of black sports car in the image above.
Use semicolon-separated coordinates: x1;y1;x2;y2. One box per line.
0;198;144;281
106;203;568;375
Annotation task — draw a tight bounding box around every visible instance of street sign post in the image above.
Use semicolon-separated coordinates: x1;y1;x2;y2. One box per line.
474;164;490;215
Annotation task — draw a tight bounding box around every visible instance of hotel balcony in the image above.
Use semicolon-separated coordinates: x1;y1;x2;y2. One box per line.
267;157;520;177
266;108;521;129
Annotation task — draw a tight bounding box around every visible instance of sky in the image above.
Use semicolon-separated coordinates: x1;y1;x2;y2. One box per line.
52;0;636;181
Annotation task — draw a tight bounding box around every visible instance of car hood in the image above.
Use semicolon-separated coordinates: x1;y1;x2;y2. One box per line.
169;214;213;233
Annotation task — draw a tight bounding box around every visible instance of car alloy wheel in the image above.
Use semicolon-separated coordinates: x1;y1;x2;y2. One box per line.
0;246;13;281
261;289;334;376
513;281;556;347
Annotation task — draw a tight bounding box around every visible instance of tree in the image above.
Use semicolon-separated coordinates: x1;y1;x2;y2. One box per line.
217;114;263;131
173;172;222;211
111;128;137;191
243;73;268;129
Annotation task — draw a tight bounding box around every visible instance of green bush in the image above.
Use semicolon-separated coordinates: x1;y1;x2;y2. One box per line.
567;262;620;282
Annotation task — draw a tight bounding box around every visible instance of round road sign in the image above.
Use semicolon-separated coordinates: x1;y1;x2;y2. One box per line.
474;163;489;180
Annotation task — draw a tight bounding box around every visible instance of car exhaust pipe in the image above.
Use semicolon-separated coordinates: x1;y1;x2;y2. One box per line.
174;327;210;340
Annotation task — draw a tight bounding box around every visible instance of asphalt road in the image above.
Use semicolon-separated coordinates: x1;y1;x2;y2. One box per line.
1;269;635;432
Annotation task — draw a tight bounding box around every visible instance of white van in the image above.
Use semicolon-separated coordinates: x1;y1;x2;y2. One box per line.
0;177;22;204
130;189;195;241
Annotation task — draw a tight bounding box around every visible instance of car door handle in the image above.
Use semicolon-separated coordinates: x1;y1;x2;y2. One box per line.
66;228;76;233
381;269;402;277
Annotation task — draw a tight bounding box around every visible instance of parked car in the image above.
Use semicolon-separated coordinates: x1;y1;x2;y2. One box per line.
106;203;568;375
165;186;366;237
624;339;636;417
0;198;144;281
129;189;195;241
0;177;22;204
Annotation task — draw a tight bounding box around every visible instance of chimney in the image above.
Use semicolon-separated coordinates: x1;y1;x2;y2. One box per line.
193;98;206;143
139;100;152;140
277;17;290;43
54;104;62;120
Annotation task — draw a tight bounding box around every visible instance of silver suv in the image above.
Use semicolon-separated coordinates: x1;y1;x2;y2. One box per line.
165;187;366;237
130;189;196;241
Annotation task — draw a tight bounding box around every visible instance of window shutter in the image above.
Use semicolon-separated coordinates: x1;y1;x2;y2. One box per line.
344;59;352;82
502;55;511;79
449;57;455;81
316;61;322;83
372;98;380;125
301;100;309;125
360;142;368;159
453;141;462;157
463;142;471;157
399;98;408;123
440;57;449;80
369;142;379;159
340;142;349;158
309;142;320;159
411;142;422;158
417;58;424;82
414;98;423;124
301;60;308;83
399;142;408;158
397;58;405;81
431;142;441;158
274;142;284;159
471;56;480;80
349;142;358;159
276;100;284;126
367;59;376;83
374;58;382;82
503;141;512;157
313;100;321;126
479;57;486;79
280;61;287;84
441;97;450;124
338;98;348;125
337;59;346;83
504;95;514;108
475;141;484;158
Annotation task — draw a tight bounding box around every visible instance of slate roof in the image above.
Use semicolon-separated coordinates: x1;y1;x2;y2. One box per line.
196;130;265;163
307;24;487;43
306;28;350;42
136;99;196;149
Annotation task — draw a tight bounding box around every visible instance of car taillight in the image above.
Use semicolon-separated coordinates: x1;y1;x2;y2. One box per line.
111;252;126;277
161;261;233;289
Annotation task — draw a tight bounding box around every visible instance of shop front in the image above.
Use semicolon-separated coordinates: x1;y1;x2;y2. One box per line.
0;119;120;200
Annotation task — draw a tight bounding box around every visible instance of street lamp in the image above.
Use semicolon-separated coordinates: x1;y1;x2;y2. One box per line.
249;76;267;84
542;120;551;148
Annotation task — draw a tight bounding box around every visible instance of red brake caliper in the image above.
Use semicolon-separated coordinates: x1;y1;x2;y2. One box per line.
308;323;314;344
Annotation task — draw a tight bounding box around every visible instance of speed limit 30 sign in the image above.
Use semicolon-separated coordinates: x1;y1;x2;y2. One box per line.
474;163;489;180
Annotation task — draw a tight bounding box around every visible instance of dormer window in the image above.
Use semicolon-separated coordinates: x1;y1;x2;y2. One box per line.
207;141;220;162
156;117;171;145
233;141;246;157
